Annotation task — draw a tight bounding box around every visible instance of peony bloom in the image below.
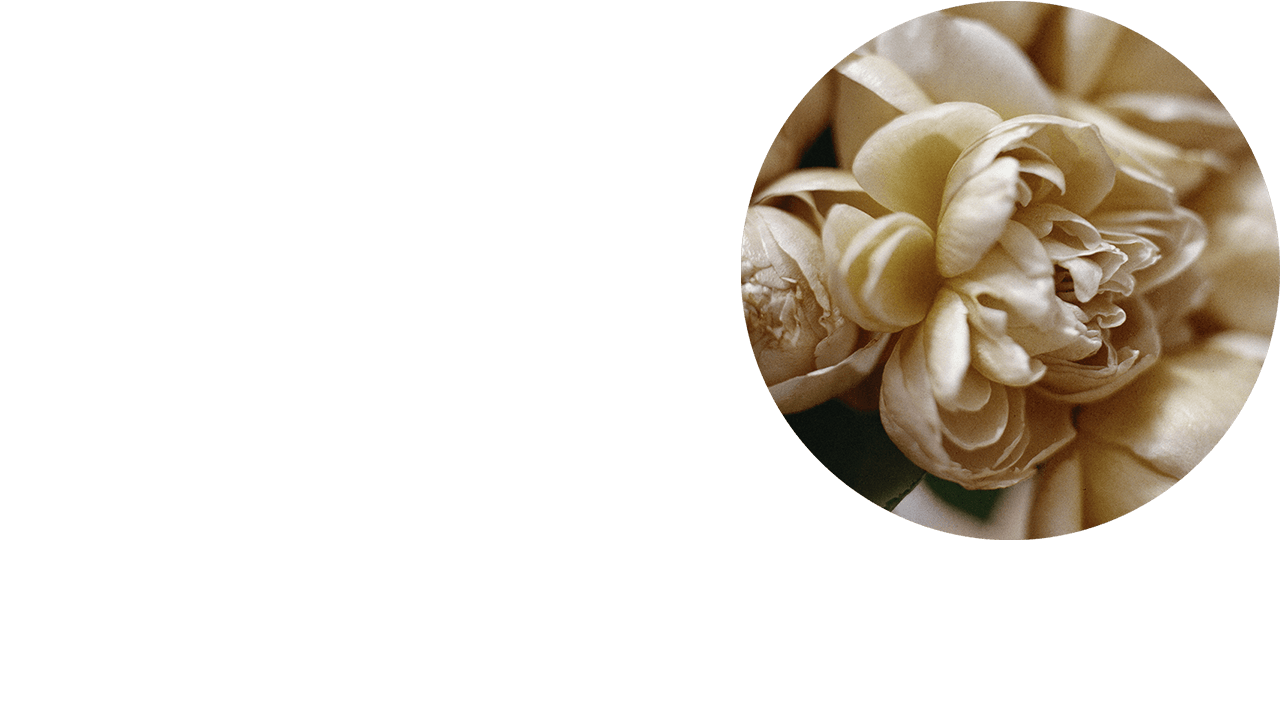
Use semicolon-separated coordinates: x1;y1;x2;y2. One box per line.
743;4;1277;534
825;101;1204;489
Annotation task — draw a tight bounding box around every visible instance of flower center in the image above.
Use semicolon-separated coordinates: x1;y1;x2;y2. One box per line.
1053;265;1075;299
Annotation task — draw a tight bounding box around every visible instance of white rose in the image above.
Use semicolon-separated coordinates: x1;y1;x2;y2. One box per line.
742;170;892;413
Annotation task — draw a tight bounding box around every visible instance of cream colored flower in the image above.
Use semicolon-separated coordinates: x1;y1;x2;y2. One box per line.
824;100;1204;489
744;6;1276;530
742;170;891;414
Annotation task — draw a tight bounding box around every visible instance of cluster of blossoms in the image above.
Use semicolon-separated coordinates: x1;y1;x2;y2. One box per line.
741;3;1278;536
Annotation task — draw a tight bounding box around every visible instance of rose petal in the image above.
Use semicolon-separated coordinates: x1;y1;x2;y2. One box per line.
950;115;1116;217
939;376;1009;451
864;13;1057;119
946;2;1054;49
831;54;935;169
1032;6;1125;97
923;287;972;406
935;156;1021;277
749;205;831;318
1037;296;1161;403
1097;92;1244;158
879;325;1075;490
854;102;1003;226
1056;95;1226;199
1074;331;1267;478
769;331;893;414
754;73;835;193
1028;443;1176;538
752;167;890;234
829;212;940;332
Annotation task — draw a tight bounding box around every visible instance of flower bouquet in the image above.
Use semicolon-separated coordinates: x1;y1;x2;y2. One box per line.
742;2;1278;538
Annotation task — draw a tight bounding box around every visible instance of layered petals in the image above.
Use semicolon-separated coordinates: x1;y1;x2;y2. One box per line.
880;323;1076;490
1028;332;1269;537
743;188;892;413
824;205;942;332
854;102;1003;227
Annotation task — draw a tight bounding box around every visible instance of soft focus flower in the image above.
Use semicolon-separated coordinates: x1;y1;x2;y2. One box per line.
1028;331;1268;537
742;3;1278;533
1189;153;1280;336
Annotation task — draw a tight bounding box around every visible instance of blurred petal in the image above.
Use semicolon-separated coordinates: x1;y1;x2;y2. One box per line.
1029;441;1176;538
864;12;1057;119
1029;332;1265;537
831;53;934;169
1074;331;1268;478
854;102;1002;225
1056;95;1228;199
1087;20;1214;100
754;73;835;193
945;2;1055;49
1030;6;1125;97
1190;154;1280;336
1096;92;1244;158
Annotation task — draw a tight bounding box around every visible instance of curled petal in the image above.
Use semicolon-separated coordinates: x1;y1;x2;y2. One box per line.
965;299;1045;388
1074;331;1269;478
827;210;941;332
863;12;1057;119
831;53;934;169
854;102;1003;225
880;325;1075;490
751;167;886;231
770;332;893;414
949;115;1117;217
1037;296;1161;403
923;287;972;406
935;156;1020;277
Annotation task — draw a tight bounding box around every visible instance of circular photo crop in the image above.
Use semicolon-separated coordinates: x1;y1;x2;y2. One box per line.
740;2;1278;538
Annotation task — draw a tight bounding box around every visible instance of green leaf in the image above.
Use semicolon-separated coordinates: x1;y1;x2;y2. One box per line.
784;400;925;511
923;474;1003;520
